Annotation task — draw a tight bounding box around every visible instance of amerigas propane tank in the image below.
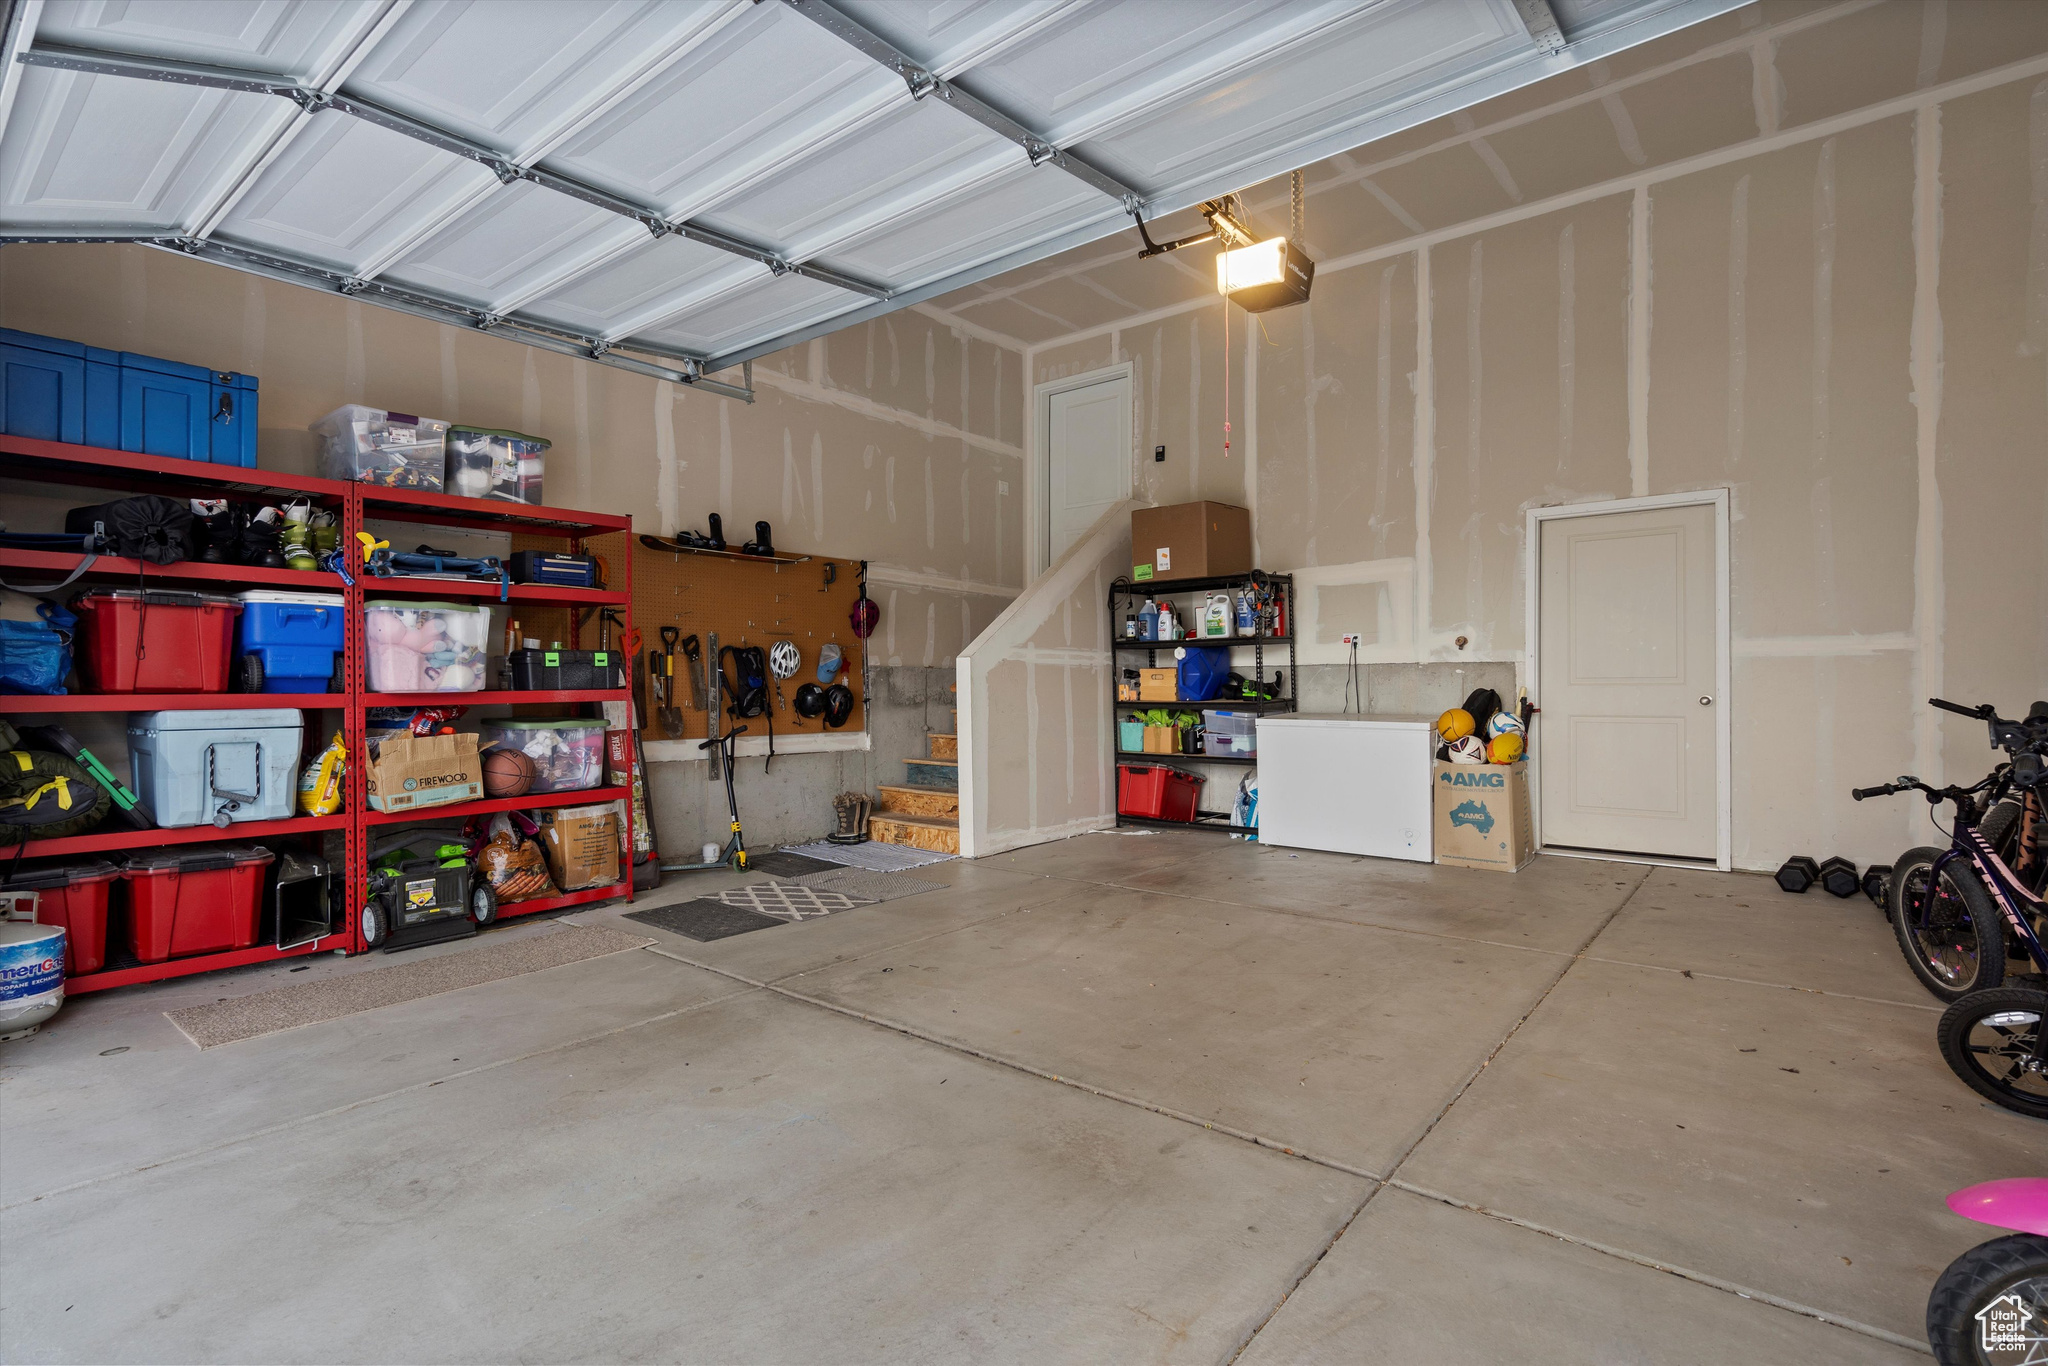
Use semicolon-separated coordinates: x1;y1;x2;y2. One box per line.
0;919;66;1040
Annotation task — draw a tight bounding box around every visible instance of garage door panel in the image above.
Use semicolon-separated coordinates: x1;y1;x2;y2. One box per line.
213;111;496;271
818;165;1109;291
516;234;759;337
0;69;287;231
341;0;743;160
37;0;387;81
543;2;900;219
626;272;865;357
380;182;643;311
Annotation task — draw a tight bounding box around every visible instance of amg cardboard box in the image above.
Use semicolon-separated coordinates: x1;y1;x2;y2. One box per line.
1433;761;1534;872
1132;501;1251;582
539;803;621;891
365;731;483;813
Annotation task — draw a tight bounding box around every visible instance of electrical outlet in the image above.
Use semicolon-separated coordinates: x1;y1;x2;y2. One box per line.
1340;633;1362;647
1154;445;1166;463
997;480;1009;495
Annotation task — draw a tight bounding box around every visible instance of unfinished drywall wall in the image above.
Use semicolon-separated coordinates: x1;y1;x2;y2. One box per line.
958;502;1132;857
965;0;2048;871
0;242;1025;853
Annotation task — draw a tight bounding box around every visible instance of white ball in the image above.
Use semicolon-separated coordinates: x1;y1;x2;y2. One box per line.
1486;710;1524;738
1447;734;1487;764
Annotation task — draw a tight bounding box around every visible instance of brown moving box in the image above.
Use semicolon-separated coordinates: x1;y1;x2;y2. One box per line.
365;731;483;813
1433;760;1534;872
1132;501;1251;582
1137;666;1178;701
539;803;622;890
1142;724;1179;754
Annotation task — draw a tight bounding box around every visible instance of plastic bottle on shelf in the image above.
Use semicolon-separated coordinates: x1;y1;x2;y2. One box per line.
1157;600;1177;640
1138;599;1159;642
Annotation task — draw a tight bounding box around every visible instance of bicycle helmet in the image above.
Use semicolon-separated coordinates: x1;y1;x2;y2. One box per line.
768;640;800;679
793;683;827;718
822;683;855;729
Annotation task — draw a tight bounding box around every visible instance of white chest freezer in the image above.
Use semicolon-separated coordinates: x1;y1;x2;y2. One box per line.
1255;713;1436;861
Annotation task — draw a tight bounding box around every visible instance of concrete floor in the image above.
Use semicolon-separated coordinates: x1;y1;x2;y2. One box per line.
3;832;2040;1363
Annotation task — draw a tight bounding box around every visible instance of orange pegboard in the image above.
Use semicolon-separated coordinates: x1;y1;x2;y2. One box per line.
624;538;868;745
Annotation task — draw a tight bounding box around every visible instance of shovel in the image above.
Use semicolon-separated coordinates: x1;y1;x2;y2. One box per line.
658;625;685;739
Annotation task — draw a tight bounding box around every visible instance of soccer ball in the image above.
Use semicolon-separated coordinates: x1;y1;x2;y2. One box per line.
1486;710;1524;739
1447;734;1487;764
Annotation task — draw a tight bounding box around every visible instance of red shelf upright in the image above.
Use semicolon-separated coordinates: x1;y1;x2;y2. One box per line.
0;433;639;991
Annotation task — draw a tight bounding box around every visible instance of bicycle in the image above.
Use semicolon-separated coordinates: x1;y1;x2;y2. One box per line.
1854;698;2048;1117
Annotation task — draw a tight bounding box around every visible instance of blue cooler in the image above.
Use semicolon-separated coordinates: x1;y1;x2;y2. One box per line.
236;590;344;693
0;327;119;446
129;708;302;828
118;352;258;465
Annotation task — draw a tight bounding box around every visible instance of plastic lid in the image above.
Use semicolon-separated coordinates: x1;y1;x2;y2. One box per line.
129;709;303;730
75;588;241;607
366;600;490;612
448;425;551;449
1;859;122;889
124;845;275;874
236;590;344;606
482;718;603;730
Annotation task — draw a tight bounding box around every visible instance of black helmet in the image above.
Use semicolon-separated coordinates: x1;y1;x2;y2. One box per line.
793;682;827;718
822;683;855;729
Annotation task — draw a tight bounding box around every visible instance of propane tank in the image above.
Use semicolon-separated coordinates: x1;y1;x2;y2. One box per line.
0;920;66;1041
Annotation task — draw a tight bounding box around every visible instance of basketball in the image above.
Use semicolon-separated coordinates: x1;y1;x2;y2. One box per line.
481;746;535;797
1436;708;1476;742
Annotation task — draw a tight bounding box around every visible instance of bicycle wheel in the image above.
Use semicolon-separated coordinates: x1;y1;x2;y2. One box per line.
1984;798;2024;865
1893;847;2006;1003
1939;987;2048;1120
1926;1231;2048;1364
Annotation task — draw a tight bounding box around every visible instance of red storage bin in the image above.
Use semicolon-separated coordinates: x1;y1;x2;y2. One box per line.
73;589;239;693
1118;763;1205;822
1;859;120;974
123;846;272;962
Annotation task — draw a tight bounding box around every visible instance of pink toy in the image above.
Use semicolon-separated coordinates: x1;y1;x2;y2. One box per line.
366;613;406;644
1950;1179;2048;1236
366;640;424;691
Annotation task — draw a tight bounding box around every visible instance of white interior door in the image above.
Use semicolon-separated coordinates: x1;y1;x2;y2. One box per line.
1046;374;1131;566
1538;502;1719;860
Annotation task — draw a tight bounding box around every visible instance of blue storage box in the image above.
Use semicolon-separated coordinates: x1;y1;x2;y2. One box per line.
235;590;344;693
1175;645;1231;703
0;327;119;447
120;353;259;466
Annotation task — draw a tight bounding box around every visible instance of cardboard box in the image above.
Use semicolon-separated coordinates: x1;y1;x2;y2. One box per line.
1132;501;1252;582
1432;760;1534;872
1138;667;1178;701
538;803;622;891
364;731;482;813
1142;724;1179;754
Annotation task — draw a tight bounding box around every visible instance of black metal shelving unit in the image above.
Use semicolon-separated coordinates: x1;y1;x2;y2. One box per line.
1108;571;1295;835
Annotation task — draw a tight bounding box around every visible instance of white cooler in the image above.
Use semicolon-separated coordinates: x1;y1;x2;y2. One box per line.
1256;713;1436;861
129;709;303;828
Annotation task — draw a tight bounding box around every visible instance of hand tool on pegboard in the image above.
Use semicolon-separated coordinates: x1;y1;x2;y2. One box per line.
622;626;646;730
658;625;684;739
704;630;721;779
680;633;705;711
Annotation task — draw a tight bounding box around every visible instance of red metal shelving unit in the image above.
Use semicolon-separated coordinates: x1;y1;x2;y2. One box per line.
1;434;640;994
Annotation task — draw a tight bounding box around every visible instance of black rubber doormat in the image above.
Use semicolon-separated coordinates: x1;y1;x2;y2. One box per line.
626;899;784;942
748;850;843;879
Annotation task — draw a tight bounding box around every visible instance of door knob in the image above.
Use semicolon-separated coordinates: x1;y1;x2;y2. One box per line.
1699;695;1713;705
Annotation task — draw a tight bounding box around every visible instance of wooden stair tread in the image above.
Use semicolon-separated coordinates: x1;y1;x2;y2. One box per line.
905;756;957;768
871;811;958;829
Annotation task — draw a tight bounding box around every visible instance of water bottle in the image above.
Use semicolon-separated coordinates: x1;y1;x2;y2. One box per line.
1138;599;1159;642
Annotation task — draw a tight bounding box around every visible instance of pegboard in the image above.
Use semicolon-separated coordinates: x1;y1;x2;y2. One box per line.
514;530;869;745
